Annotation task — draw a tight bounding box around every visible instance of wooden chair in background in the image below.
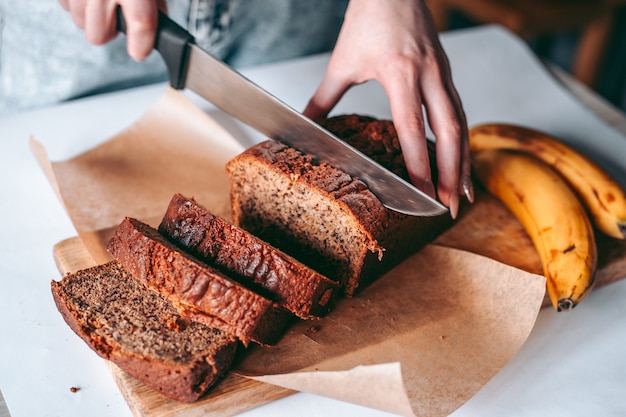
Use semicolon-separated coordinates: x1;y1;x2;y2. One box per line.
426;0;625;89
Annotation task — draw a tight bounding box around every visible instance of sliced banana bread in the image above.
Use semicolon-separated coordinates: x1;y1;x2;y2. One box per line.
51;261;238;403
159;193;338;319
226;115;452;296
106;217;290;345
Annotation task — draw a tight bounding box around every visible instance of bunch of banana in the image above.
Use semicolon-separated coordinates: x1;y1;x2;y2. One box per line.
469;123;626;239
471;149;597;311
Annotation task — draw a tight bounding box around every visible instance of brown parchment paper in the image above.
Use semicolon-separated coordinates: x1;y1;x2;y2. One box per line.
31;88;245;264
32;88;547;417
241;243;545;417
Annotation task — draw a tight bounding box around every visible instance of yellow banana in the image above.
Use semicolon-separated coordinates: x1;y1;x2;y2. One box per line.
469;123;626;239
472;149;597;311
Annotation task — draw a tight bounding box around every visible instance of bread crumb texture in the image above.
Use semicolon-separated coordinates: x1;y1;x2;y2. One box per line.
51;261;237;402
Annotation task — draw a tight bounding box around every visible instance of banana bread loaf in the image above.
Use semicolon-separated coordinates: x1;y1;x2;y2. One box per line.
106;217;290;345
51;261;238;403
159;193;338;319
226;114;452;296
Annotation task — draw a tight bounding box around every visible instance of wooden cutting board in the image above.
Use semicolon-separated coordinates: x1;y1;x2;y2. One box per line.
52;188;626;417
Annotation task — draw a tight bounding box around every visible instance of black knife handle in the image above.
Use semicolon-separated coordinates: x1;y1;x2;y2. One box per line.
115;6;193;89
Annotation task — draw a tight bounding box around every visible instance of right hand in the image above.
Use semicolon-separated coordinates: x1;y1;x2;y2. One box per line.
58;0;166;61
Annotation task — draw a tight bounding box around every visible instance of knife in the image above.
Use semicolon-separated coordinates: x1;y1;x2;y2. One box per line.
116;8;447;217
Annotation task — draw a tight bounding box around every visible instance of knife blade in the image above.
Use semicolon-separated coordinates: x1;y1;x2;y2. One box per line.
116;8;448;217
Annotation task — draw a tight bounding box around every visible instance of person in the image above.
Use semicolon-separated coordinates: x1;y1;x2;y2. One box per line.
19;0;473;217
0;1;344;112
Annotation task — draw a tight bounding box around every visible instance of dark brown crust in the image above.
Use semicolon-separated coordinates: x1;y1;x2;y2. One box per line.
106;217;290;345
50;261;237;403
320;114;409;179
158;193;338;319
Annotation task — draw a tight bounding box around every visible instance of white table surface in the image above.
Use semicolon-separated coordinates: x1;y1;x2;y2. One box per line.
1;25;626;417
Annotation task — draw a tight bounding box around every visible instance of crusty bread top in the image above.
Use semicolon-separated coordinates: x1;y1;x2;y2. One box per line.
106;217;290;345
320;114;410;180
159;193;338;319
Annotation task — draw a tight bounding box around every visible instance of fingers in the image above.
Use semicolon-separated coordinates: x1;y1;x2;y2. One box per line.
118;0;159;61
358;55;469;218
302;73;352;121
420;55;469;218
58;0;70;12
304;54;469;219
379;64;436;200
58;0;158;62
64;0;87;29
85;0;117;45
156;0;168;14
437;50;472;206
452;87;473;204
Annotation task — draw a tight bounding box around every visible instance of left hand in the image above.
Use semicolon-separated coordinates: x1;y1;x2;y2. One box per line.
303;0;471;218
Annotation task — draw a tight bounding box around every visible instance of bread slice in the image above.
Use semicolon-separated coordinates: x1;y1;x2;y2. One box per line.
51;261;238;403
226;115;452;296
106;217;290;345
158;193;338;319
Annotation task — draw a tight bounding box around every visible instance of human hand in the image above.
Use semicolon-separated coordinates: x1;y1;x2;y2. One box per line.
58;0;167;61
303;0;471;218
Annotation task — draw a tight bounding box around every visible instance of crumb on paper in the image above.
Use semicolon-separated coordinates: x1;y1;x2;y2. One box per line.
307;325;320;334
70;386;80;393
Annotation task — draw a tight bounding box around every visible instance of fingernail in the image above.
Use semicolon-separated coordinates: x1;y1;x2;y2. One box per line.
449;191;459;219
423;178;436;199
462;175;474;203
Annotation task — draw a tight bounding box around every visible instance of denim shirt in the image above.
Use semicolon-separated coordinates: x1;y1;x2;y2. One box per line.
0;0;346;115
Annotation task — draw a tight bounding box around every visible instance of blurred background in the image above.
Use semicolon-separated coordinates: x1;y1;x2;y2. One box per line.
426;0;626;112
1;1;624;115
